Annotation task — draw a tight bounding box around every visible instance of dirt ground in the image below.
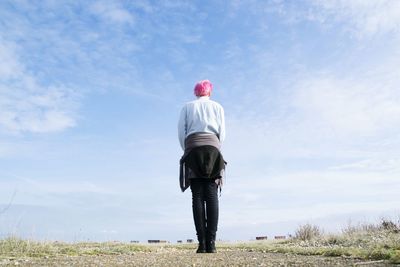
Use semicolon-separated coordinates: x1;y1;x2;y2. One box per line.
1;247;395;266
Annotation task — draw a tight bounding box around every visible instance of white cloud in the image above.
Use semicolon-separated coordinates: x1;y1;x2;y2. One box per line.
0;42;22;78
0;141;34;158
220;169;400;227
132;0;154;13
91;1;135;25
226;169;399;200
0;41;78;134
20;178;112;195
291;75;400;138
223;45;400;161
310;0;400;37
223;201;400;227
0;176;115;208
330;158;400;172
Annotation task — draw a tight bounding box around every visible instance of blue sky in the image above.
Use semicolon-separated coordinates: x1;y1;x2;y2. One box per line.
1;0;400;242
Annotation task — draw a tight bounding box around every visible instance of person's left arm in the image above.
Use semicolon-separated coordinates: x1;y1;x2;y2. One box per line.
219;106;225;143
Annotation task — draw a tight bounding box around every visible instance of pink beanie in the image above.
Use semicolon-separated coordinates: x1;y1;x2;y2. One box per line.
194;80;213;97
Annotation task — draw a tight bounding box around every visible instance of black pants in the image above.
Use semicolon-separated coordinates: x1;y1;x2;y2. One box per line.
190;179;219;241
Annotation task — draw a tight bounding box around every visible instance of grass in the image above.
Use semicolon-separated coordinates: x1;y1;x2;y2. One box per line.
0;237;150;259
215;218;400;264
1;218;399;264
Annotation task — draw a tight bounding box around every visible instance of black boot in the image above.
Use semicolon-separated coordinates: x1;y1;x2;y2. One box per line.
205;181;218;253
196;238;207;253
206;239;216;253
206;233;217;253
191;180;207;253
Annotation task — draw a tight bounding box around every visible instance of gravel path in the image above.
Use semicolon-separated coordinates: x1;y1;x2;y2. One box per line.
1;248;394;266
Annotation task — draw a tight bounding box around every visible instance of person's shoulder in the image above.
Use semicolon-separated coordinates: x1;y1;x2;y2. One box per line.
184;99;198;107
209;99;224;109
186;98;198;104
184;98;223;109
180;100;198;112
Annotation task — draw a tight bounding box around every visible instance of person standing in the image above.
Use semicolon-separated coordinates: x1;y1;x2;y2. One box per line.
178;80;226;253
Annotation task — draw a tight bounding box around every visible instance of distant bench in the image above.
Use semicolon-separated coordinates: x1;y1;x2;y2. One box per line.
255;236;287;240
148;240;168;244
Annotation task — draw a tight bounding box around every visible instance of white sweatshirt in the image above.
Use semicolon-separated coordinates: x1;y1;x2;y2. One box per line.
178;96;225;150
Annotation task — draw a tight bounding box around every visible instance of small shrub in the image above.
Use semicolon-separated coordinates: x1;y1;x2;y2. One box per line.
343;218;400;237
322;247;348;257
0;237;56;257
59;246;78;255
380;219;400;233
294;224;323;241
389;249;400;264
325;234;345;246
368;248;392;260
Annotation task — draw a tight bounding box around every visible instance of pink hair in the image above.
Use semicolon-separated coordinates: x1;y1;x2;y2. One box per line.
194;80;213;97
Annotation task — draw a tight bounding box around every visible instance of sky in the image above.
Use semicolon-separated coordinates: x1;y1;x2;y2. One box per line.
1;0;400;243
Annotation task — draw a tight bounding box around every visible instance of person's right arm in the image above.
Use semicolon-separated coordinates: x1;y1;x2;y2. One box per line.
178;106;187;150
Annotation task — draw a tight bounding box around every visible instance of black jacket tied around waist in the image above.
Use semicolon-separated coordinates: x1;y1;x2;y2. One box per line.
179;133;226;192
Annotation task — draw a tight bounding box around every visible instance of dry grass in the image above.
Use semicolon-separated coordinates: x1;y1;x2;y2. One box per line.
0;237;150;259
223;218;400;264
294;223;323;241
1;218;399;264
